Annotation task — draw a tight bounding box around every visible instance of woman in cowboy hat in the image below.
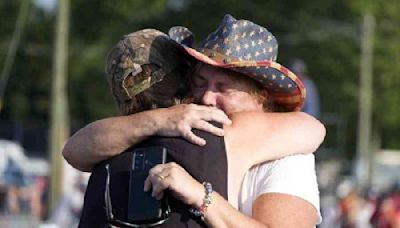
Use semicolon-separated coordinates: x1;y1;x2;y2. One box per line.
145;14;323;227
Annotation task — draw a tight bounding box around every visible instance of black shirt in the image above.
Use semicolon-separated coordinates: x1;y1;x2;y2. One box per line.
78;127;228;228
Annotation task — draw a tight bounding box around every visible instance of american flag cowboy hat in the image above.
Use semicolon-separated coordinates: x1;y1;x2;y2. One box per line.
169;14;306;111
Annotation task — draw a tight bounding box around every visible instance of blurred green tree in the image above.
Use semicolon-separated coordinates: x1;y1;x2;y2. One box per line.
1;0;400;158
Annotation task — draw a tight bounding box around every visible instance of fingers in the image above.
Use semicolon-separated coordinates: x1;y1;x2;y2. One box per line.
148;164;164;177
182;111;227;144
158;104;231;144
145;164;164;192
196;106;232;126
182;130;206;146
154;191;164;200
193;120;224;137
183;104;232;126
144;174;168;199
144;162;202;205
144;176;151;192
181;105;231;143
152;176;170;200
145;163;176;199
176;122;206;146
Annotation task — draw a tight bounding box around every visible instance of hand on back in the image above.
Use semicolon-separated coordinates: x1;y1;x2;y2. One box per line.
155;104;232;146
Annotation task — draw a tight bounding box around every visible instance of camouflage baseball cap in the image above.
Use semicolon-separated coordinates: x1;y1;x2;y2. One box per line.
105;29;189;102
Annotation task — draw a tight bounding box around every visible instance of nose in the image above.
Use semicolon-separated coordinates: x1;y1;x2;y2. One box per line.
201;90;217;107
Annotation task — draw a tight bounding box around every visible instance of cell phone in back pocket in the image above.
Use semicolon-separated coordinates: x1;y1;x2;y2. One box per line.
127;146;170;224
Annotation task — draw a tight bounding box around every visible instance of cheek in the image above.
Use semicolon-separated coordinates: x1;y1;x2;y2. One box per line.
221;93;261;112
216;94;243;113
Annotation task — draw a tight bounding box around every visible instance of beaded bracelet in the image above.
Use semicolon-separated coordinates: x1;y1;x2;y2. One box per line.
189;182;213;221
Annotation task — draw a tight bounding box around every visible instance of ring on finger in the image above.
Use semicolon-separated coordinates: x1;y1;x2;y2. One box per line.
155;173;166;180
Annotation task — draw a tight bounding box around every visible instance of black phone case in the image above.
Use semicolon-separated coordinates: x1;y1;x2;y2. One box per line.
127;146;168;223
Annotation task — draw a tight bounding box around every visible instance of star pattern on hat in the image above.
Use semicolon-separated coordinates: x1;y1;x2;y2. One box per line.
200;18;279;62
168;14;305;109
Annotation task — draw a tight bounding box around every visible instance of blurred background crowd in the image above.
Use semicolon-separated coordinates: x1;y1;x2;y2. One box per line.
1;0;400;227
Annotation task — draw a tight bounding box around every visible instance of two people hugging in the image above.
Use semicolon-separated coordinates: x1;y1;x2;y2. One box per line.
63;15;325;228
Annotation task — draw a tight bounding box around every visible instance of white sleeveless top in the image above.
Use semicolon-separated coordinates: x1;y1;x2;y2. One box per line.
238;154;322;225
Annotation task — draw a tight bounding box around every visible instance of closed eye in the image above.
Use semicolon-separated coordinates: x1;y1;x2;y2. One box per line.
192;74;207;88
217;83;232;92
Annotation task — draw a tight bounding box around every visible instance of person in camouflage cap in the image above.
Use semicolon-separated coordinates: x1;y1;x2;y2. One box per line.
105;29;192;115
79;29;232;228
